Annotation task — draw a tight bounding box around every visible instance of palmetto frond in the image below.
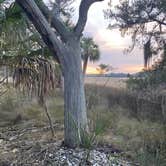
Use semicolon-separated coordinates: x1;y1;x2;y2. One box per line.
81;37;100;74
0;55;59;102
13;56;59;102
81;37;100;62
0;3;59;101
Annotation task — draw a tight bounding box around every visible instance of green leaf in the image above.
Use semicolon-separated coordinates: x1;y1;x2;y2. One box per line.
5;3;22;22
0;0;5;4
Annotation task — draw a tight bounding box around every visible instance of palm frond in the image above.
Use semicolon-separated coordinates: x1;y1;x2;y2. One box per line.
12;56;59;103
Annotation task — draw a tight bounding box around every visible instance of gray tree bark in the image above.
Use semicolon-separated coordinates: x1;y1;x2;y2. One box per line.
16;0;103;148
63;42;88;147
83;55;89;75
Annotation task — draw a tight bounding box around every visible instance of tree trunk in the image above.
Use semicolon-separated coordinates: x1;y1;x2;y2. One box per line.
63;44;88;147
83;55;89;75
15;0;93;148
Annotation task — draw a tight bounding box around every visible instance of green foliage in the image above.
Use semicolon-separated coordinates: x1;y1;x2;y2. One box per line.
0;1;54;60
127;67;166;90
112;116;166;166
5;3;22;23
105;0;166;66
127;43;166;89
80;130;96;149
0;0;5;3
81;37;100;62
0;93;17;112
86;83;166;164
24;105;42;120
0;88;23;126
0;0;61;100
136;124;166;166
96;64;111;74
80;111;112;149
0;81;165;165
81;37;100;74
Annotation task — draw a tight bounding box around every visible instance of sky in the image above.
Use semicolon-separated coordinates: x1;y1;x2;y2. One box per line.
45;0;144;74
73;0;144;74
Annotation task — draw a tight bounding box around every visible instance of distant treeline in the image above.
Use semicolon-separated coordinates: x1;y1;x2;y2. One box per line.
86;73;130;78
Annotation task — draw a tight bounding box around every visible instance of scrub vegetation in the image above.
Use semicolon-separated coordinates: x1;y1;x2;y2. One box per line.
0;0;166;165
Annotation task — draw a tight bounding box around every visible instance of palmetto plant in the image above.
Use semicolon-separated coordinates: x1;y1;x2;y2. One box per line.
0;0;105;147
0;1;61;136
1;55;59;136
96;64;111;75
81;37;100;75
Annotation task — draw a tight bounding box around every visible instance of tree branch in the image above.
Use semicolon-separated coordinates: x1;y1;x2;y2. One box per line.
150;17;166;26
16;0;63;63
0;77;7;84
74;0;104;38
38;1;72;42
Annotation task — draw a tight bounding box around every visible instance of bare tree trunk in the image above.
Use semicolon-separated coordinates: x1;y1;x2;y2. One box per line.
83;55;89;75
63;45;88;147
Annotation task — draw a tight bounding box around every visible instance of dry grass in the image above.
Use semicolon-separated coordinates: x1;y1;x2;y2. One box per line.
84;82;166;165
0;78;166;165
0;88;64;127
85;76;127;89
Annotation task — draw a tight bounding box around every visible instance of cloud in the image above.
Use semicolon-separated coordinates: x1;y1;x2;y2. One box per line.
82;0;144;73
45;0;144;73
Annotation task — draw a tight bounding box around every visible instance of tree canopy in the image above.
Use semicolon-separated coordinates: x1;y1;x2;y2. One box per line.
105;0;166;68
81;37;100;75
96;64;111;74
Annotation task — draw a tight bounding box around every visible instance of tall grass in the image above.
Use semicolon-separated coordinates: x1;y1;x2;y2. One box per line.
86;83;166;123
85;84;166;165
0;81;166;165
0;88;64;127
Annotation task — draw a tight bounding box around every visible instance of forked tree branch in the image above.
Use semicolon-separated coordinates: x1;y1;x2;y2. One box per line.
74;0;104;38
16;0;63;63
38;1;72;42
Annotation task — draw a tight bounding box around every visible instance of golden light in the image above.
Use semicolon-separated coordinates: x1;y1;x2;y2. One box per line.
121;65;144;73
86;64;144;74
86;66;99;74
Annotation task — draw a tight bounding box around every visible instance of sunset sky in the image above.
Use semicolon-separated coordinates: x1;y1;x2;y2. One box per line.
73;0;144;74
45;0;145;74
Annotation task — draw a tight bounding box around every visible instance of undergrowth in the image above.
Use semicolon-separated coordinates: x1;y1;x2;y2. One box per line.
0;84;166;165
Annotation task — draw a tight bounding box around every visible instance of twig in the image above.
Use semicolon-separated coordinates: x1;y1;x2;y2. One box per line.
43;102;55;137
